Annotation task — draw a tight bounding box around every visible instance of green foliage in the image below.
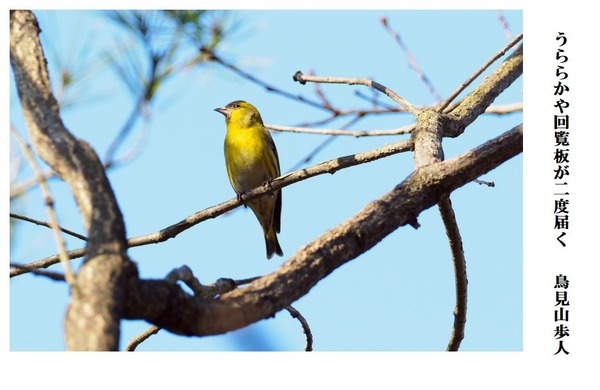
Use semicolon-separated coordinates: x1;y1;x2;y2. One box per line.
100;10;235;162
105;10;231;103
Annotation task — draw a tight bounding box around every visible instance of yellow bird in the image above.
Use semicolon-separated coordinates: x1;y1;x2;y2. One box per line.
214;100;283;259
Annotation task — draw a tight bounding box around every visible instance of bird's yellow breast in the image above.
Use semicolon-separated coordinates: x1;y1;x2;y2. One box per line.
224;125;272;192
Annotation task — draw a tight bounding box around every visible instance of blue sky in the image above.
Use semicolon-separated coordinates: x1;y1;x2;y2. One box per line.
7;2;600;388
9;9;523;352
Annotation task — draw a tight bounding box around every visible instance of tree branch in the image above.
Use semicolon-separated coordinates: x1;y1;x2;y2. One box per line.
121;124;522;337
11;11;522;352
9;262;66;281
262;101;521;139
266;123;415;138
10;212;88;241
10;10;136;350
443;43;523;136
10;138;414;277
125;326;161;351
441;197;467;351
439;33;522;112
294;71;420;116
380;16;442;102
205;50;327;111
10;126;76;285
285;305;313;351
412;109;468;350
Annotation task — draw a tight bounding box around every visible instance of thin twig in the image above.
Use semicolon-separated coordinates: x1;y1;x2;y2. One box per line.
496;11;513;40
270;100;521;139
285;305;313;351
104;96;145;165
266;123;415;137
103;116;151;169
380;16;442;102
9;262;66;281
288;106;401;130
10;213;88;241
294;71;420;116
125;325;161;351
287;114;366;172
10;122;151;200
10;138;414;277
438;33;523;112
267;102;521;138
9;127;76;286
10;166;57;199
312;71;336;112
474;179;495;187
439;198;467;351
206;50;327;112
354;89;397;110
483;102;523;115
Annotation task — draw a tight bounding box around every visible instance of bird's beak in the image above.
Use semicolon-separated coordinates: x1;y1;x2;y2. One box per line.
214;107;228;116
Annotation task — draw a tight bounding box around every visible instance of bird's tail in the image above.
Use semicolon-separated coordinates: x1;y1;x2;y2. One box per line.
265;228;283;259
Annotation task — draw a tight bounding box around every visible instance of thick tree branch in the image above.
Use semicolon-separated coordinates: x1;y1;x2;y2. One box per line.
10;10;136;350
412;109;468;351
443;43;523;136
11;11;522;352
405;36;523;350
121;124;522;337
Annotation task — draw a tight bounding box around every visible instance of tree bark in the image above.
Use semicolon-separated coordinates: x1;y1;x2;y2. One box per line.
10;10;135;351
10;10;522;349
122;125;522;337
